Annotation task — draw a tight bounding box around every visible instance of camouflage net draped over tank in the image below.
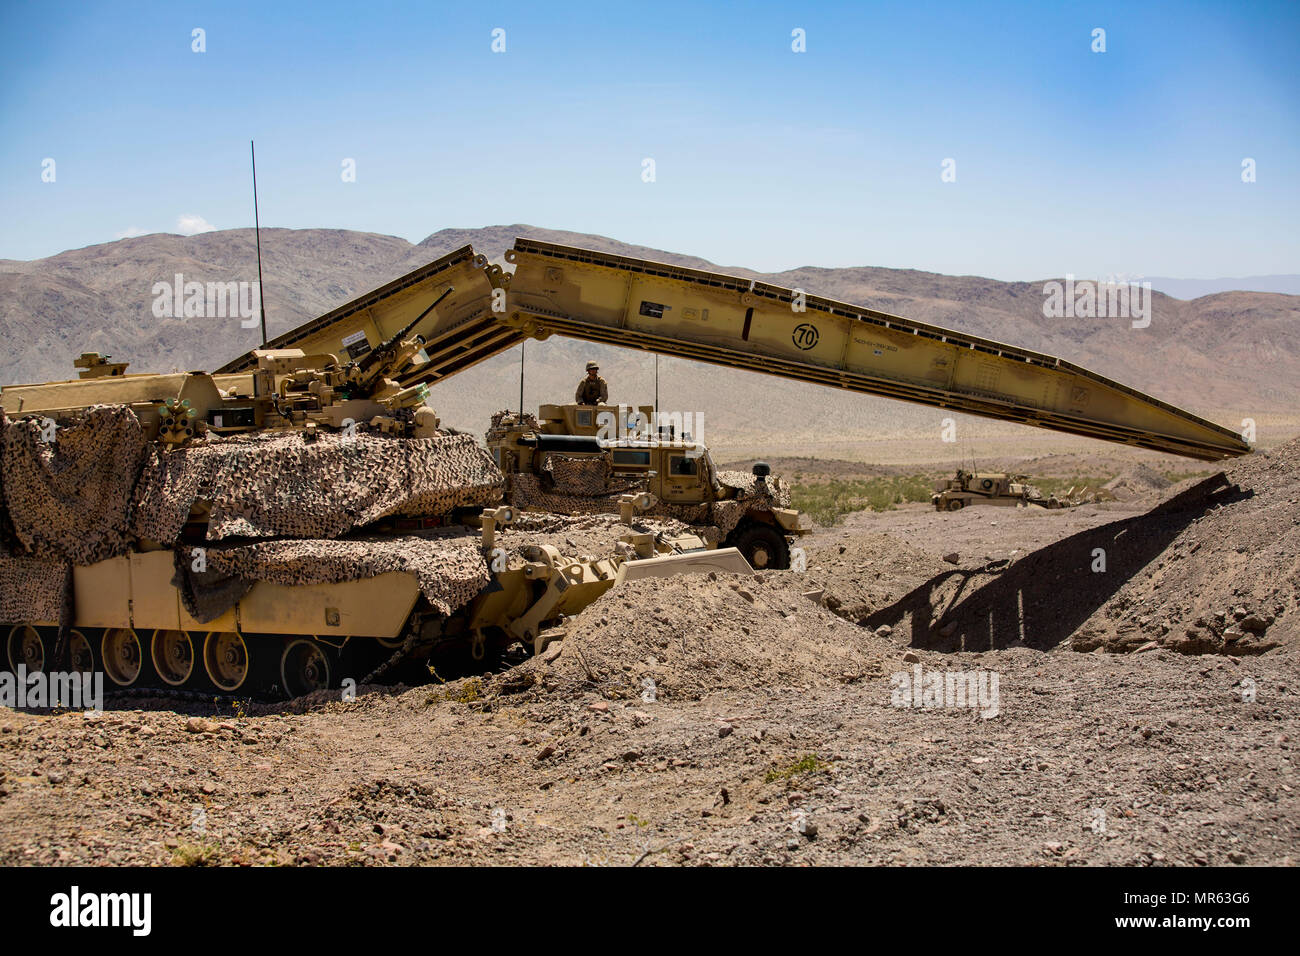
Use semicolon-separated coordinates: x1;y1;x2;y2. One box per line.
0;404;506;627
174;533;490;624
0;405;148;565
0;409;13;550
0;555;68;624
132;430;503;543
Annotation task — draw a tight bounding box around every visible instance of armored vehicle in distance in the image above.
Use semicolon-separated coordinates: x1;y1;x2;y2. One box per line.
931;470;1063;511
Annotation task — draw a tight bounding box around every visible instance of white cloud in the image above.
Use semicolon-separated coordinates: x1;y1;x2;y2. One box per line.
176;214;217;236
114;226;149;239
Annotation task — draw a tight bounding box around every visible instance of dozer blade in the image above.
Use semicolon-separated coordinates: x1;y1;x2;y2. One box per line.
616;547;755;583
502;239;1251;461
217;245;524;388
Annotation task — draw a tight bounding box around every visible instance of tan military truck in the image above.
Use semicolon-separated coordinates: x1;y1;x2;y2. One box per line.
486;403;812;569
931;470;1064;511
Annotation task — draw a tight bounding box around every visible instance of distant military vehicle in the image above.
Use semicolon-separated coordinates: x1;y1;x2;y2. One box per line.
931;470;1065;511
486;403;811;569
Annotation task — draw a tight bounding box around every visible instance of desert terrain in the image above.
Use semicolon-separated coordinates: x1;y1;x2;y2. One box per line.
1;439;1294;866
1;227;1295;867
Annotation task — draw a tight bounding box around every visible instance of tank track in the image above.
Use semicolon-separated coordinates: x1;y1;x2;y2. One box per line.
2;621;441;703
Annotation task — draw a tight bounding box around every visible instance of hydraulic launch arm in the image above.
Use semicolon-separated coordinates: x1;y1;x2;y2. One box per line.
217;245;524;386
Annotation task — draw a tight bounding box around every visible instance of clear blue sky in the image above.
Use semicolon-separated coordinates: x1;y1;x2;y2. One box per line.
1;0;1296;279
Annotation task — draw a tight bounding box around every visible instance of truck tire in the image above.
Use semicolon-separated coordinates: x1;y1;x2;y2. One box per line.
730;524;790;570
946;498;964;511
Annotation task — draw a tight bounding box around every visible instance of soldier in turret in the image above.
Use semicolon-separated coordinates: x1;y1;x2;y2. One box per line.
575;361;608;405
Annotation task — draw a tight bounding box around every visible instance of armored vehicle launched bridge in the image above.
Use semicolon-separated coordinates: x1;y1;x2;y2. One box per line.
222;238;1250;463
2;236;1250;698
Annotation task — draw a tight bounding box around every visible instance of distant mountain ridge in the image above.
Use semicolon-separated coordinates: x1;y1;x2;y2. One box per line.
1145;275;1300;299
2;226;1296;453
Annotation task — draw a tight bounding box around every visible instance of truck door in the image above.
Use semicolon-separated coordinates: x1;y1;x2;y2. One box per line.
662;451;704;504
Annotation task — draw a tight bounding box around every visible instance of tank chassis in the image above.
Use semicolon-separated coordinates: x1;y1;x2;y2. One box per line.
487;402;811;570
0;327;746;699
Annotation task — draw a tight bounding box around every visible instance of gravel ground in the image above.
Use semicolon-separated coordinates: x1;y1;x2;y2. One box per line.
0;642;1293;866
0;446;1296;867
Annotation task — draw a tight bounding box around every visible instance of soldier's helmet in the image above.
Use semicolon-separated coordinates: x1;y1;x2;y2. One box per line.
585;361;599;371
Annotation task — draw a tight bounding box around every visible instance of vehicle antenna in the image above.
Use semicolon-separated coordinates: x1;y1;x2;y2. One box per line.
654;353;659;423
250;140;268;346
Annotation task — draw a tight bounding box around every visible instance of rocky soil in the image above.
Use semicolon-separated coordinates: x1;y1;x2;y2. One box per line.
0;443;1296;866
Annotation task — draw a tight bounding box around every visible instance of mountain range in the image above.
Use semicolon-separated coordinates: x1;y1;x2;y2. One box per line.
2;225;1296;459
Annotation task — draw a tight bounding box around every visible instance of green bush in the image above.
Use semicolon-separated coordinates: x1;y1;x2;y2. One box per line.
791;475;933;525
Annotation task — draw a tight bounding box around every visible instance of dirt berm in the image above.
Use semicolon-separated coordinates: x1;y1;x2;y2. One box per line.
487;572;898;704
821;439;1299;656
1072;439;1299;654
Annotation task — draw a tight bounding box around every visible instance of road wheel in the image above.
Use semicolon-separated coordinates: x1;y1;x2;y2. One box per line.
151;629;197;687
102;628;145;687
946;498;964;512
730;524;790;570
7;625;45;673
281;639;333;699
203;631;251;692
69;630;95;674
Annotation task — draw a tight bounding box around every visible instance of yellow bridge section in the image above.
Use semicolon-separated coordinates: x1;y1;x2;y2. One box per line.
501;239;1249;461
220;237;1250;462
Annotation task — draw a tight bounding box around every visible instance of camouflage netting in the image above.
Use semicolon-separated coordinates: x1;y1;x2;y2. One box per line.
0;404;148;565
0;555;68;623
508;474;736;544
501;512;698;563
545;453;614;496
509;473;628;517
174;533;491;624
485;409;540;445
715;470;793;509
0;409;12;550
132;430;503;543
706;470;793;538
0;402;511;628
505;465;791;545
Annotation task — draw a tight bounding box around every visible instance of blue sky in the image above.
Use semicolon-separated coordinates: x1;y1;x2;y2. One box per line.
1;0;1296;279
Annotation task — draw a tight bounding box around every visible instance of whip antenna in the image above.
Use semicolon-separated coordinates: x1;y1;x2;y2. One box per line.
654;354;659;420
251;140;268;346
